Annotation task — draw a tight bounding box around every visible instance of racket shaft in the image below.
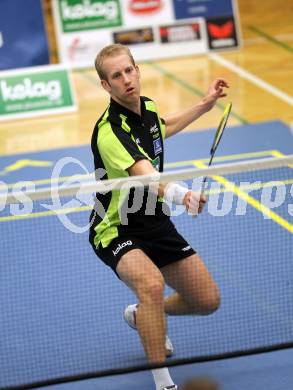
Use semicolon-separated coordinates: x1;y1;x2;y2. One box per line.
200;102;232;196
200;156;213;195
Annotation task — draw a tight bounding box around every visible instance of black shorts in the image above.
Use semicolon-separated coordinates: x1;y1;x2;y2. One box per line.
89;222;195;277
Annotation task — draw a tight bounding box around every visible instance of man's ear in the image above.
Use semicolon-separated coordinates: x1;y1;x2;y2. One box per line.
135;64;140;79
101;79;111;93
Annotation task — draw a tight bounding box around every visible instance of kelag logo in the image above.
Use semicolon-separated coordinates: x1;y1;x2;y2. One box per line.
1;79;61;102
206;17;238;50
59;0;122;32
128;0;162;14
0;70;73;116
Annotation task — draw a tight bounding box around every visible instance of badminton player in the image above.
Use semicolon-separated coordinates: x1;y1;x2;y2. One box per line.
89;44;228;390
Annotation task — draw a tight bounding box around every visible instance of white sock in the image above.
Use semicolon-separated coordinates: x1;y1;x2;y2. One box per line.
151;367;175;390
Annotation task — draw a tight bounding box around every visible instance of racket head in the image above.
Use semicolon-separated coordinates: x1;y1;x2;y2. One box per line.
210;102;232;155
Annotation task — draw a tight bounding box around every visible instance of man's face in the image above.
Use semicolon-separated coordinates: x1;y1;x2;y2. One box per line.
101;53;141;107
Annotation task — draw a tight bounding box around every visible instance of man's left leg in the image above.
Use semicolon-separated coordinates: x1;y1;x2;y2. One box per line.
161;254;220;316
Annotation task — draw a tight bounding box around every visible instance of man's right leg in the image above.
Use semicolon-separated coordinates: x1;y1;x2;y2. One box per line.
116;248;166;364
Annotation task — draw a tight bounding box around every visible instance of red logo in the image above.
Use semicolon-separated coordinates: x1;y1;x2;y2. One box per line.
129;0;162;14
208;20;234;39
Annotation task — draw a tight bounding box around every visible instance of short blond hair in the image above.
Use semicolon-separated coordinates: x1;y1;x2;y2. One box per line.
94;44;135;81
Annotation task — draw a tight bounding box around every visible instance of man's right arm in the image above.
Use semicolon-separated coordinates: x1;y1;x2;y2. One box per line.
128;159;206;216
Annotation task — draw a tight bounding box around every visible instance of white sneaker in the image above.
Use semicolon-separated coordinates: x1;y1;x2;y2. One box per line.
123;304;174;357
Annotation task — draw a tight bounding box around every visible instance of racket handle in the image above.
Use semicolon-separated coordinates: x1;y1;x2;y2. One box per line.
200;176;208;195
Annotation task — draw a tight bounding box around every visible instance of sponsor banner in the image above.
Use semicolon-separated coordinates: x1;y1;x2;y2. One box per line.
0;0;49;70
52;0;119;66
173;0;234;19
113;27;154;45
0;66;77;121
126;18;207;61
57;0;122;32
59;30;111;66
159;22;201;44
121;0;174;26
52;0;241;67
206;16;238;50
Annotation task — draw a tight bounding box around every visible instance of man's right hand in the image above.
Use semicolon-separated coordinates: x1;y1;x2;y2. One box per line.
183;191;207;216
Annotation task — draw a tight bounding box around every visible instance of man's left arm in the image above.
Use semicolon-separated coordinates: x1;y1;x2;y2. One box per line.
164;78;229;138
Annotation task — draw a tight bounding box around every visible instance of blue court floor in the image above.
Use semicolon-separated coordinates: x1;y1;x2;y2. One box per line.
0;121;292;390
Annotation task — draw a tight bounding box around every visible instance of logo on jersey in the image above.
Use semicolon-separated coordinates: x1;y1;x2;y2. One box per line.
153;138;162;155
112;240;133;256
151;156;160;171
150;123;160;139
150;123;159;134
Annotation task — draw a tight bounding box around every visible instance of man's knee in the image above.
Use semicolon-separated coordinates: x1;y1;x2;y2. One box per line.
139;276;165;305
190;286;221;315
202;288;221;314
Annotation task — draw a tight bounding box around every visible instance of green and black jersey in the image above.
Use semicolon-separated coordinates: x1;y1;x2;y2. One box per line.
90;96;170;249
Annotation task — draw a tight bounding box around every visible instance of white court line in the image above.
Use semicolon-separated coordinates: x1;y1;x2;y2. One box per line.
209;53;293;106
